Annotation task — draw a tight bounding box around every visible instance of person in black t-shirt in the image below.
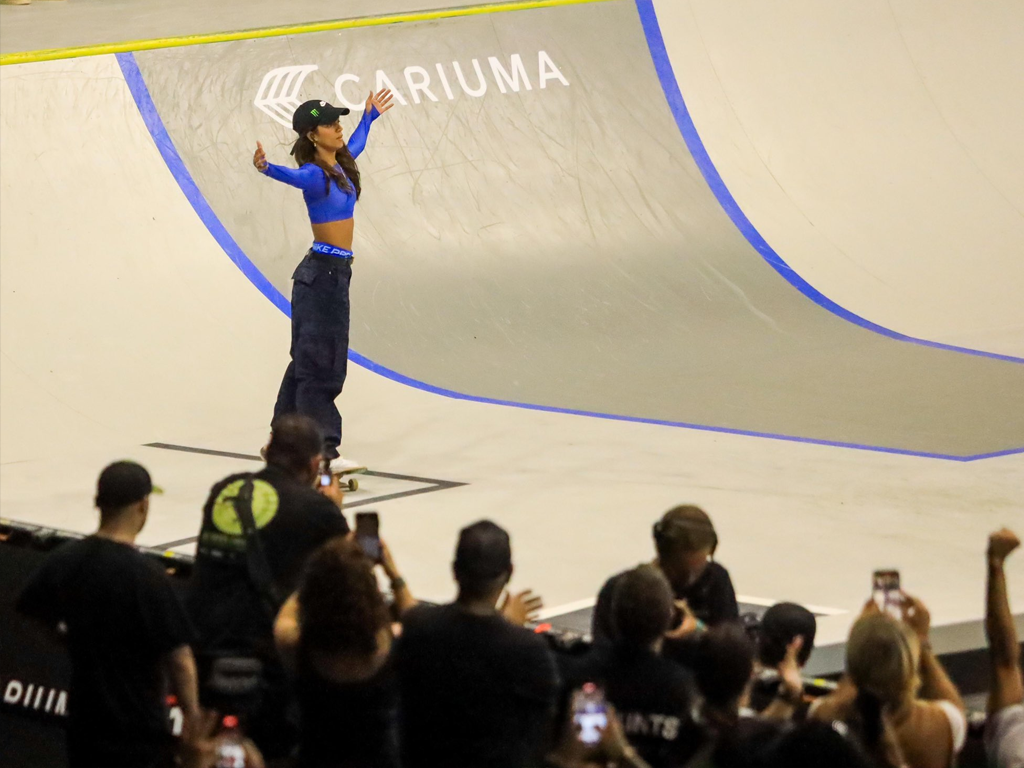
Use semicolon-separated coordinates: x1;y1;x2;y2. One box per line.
557;565;702;767
592;505;738;653
395;520;559;768
187;414;350;760
273;536;417;768
16;461;199;768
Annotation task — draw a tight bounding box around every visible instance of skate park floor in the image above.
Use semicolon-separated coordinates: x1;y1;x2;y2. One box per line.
2;0;1022;675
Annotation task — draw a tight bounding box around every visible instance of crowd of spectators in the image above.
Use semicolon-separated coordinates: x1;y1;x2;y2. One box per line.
13;415;1024;768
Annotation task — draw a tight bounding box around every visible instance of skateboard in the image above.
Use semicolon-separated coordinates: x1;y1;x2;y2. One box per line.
330;465;367;492
262;444;366;492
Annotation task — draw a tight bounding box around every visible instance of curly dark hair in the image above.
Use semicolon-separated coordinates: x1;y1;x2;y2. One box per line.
298;537;389;656
290;131;361;200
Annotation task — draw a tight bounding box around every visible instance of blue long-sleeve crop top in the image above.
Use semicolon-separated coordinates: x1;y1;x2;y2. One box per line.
262;107;379;224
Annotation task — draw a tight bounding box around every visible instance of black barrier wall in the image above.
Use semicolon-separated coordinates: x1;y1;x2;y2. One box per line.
1;541;72;766
0;526;192;767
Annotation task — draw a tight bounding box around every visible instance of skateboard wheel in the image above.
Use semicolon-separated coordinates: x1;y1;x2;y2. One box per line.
348;478;359;492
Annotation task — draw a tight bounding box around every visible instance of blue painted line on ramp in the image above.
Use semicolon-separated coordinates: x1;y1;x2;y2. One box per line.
117;52;292;317
634;0;1024;367
116;50;1021;462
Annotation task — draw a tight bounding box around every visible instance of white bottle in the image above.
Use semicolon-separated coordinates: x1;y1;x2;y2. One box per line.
215;715;248;768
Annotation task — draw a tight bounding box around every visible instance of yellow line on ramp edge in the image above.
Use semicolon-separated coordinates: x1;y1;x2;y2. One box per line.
0;0;617;66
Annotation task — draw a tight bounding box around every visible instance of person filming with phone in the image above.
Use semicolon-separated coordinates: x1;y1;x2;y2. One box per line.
187;414;350;761
810;585;966;768
273;531;415;768
556;565;701;767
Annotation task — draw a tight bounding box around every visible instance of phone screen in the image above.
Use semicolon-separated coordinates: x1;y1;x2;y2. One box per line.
355;512;381;562
319;472;332;487
872;570;902;619
573;683;607;746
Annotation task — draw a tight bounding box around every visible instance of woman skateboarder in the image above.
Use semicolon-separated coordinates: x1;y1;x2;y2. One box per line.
253;89;394;472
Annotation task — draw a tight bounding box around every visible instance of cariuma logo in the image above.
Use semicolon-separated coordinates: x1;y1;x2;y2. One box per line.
255;51;570;128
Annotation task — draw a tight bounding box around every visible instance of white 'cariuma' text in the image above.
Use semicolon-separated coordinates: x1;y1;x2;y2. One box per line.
333;51;570;108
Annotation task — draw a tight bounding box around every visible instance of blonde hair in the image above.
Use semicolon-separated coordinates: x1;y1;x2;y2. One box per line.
846;613;920;706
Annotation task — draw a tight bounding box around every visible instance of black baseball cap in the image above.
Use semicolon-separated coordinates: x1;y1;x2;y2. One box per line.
760;602;817;665
95;461;162;509
292;100;351;133
454;520;512;579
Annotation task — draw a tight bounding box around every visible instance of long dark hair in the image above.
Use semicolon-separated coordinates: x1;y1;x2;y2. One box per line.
290;131;361;199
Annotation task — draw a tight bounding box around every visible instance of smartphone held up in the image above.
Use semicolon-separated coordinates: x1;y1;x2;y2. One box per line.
872;569;902;620
356;511;382;563
573;682;608;746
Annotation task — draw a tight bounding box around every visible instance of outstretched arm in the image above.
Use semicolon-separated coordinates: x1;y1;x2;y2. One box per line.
253;141;323;193
987;528;1023;714
346;88;395;159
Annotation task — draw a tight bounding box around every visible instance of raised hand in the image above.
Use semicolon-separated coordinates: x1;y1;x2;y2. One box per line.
900;593;931;642
378;539;400;578
776;635;805;702
500;589;543;626
664;599;699;640
316;471;344;509
253;141;268;172
366;88;395;117
989;528;1021;565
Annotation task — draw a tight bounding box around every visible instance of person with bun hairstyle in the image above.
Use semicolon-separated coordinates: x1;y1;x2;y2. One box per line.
592;505;739;650
253;89;394;473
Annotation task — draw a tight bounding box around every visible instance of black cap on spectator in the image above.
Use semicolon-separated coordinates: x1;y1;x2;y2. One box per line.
95;461;162;510
760;602;817;667
454;520;512;580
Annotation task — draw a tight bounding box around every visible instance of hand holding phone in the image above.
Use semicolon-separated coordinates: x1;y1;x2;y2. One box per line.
316;466;344;508
355;512;382;563
572;683;608;746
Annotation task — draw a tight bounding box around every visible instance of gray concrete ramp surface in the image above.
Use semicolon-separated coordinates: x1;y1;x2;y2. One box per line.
123;0;1024;458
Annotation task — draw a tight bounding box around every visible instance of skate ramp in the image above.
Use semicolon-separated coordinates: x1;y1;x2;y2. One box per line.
117;0;1024;459
653;0;1024;359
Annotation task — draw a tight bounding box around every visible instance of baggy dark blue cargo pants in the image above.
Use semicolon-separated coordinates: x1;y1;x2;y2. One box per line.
272;250;351;460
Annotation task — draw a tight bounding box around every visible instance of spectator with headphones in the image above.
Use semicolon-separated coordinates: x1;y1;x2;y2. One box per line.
592;505;739;650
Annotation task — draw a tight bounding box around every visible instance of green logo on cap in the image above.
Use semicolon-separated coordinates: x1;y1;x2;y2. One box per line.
310;108;320;117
